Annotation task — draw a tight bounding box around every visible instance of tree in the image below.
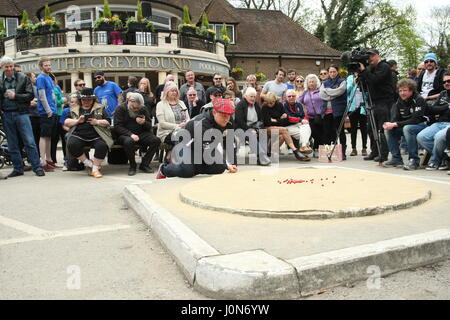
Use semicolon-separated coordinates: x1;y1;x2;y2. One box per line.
425;5;450;68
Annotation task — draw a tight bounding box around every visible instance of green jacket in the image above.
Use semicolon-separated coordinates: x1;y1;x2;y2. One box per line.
67;102;114;148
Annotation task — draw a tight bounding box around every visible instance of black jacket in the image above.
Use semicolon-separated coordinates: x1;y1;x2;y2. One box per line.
261;102;290;127
430;90;450;123
390;92;426;127
235;98;262;131
359;60;395;103
0;71;34;113
112;104;153;138
417;68;446;97
183;98;205;118
181;109;229;170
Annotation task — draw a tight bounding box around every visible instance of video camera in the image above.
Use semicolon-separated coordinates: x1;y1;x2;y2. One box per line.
340;48;371;73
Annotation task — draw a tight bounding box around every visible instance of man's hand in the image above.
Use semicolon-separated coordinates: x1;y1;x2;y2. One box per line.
87;118;98;126
359;63;366;71
179;120;188;128
136;116;145;125
78;115;85;123
47;112;53;118
6;90;15;100
131;134;140;142
227;164;238;173
280;113;288;119
30;98;38;108
383;122;397;130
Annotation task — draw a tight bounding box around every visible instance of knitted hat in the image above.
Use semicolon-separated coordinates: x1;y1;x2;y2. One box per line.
424;51;438;63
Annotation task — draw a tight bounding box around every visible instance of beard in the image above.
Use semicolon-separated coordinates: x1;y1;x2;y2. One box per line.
95;79;105;86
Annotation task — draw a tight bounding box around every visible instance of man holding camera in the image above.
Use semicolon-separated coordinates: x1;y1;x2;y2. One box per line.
358;49;395;163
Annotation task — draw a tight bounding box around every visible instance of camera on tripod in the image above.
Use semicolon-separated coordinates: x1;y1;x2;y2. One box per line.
340;48;371;73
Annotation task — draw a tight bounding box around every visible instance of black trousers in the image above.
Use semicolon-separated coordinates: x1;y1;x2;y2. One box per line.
349;108;368;149
162;162;226;178
332;115;347;153
367;101;390;158
309;117;323;150
446;127;450;150
116;132;160;168
67;136;108;160
30;116;41;154
322;114;334;145
51;118;67;163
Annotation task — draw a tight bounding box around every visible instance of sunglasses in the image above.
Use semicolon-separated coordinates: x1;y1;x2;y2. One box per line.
95;76;103;79
188;94;197;96
77;83;86;87
287;95;296;97
424;60;435;64
320;73;328;75
444;80;450;84
214;78;222;80
296;80;304;83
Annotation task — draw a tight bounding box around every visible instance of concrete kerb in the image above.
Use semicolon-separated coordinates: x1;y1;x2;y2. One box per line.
123;183;450;299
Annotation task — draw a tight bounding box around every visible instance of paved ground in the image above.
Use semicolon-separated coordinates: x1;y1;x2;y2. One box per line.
1;143;449;299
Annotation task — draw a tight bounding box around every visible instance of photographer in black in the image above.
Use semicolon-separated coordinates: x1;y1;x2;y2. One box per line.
358;49;395;162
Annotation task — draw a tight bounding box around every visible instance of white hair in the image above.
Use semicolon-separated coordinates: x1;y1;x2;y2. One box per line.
128;92;144;106
304;74;321;91
244;87;257;97
285;89;296;97
0;56;14;67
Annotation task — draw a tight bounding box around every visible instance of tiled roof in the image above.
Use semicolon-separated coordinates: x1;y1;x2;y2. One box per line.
226;8;341;57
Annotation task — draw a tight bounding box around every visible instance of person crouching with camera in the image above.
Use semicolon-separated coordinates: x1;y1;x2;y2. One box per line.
113;93;160;176
64;88;113;178
359;49;395;163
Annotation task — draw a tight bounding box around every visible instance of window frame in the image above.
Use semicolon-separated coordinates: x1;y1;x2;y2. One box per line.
211;23;235;44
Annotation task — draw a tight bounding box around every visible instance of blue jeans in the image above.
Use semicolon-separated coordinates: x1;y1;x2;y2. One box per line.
417;122;450;165
386;123;426;163
2;112;42;172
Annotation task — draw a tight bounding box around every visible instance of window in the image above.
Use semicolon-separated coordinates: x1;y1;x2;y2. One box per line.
66;10;93;29
1;17;19;37
212;24;235;44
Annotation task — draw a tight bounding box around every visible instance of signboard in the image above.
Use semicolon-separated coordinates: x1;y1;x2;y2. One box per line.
17;55;229;75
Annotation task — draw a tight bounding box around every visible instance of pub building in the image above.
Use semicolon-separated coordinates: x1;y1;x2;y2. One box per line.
0;0;340;93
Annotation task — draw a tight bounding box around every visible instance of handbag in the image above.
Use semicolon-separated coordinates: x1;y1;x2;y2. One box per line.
318;143;343;163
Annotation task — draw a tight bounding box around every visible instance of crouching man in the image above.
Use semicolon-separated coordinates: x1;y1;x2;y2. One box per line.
383;79;427;170
113;93;160;176
156;98;238;179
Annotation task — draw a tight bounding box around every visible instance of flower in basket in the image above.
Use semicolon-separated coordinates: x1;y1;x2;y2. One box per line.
178;6;197;33
16;10;34;35
111;16;123;30
146;21;155;32
255;72;267;82
231;67;244;80
219;23;231;45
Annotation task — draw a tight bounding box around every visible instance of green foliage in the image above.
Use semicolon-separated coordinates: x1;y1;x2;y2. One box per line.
220;23;231;44
21;10;29;25
103;0;112;19
137;1;143;20
44;4;52;20
182;6;192;25
0;19;6;38
201;13;210;29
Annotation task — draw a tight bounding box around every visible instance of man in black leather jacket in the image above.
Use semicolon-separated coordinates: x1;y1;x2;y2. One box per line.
0;56;44;177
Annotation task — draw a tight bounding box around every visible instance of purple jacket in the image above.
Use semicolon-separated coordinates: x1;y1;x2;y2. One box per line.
298;89;325;118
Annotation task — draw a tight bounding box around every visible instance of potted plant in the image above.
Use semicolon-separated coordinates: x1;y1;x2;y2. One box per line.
0;19;6;39
255;72;267;82
196;13;215;40
33;4;61;34
178;6;197;35
126;1;146;32
231;67;244;80
219;23;231;45
16;10;33;37
94;0;114;31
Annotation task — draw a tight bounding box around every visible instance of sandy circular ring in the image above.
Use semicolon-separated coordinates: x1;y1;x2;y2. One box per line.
179;168;432;219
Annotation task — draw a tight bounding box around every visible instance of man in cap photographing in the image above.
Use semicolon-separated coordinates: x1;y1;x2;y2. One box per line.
358;49;395;163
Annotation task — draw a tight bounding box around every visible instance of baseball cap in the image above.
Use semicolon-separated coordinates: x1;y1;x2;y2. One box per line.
94;71;105;77
367;49;380;55
210;87;224;96
213;98;235;115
